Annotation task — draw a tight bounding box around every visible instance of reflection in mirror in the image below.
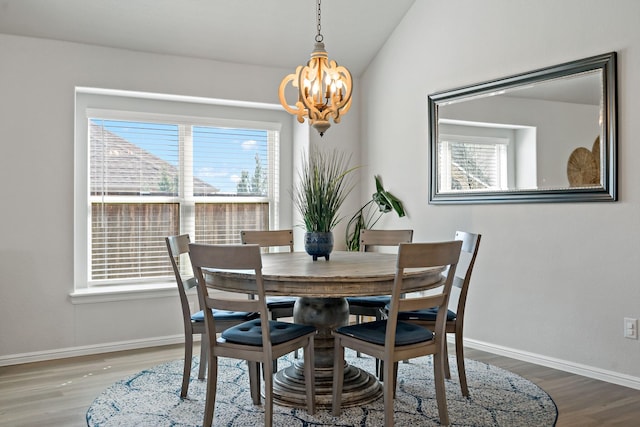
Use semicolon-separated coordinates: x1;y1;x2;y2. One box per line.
429;52;617;204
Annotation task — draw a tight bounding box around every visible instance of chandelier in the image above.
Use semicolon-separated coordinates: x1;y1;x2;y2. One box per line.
278;0;353;137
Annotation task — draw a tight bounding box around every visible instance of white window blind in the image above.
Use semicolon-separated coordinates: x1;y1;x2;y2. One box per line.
438;137;508;192
192;125;273;245
89;117;276;283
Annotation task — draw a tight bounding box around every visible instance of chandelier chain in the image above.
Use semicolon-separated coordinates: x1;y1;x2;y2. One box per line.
315;0;323;43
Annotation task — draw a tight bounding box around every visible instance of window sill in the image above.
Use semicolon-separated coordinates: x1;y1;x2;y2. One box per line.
69;282;179;304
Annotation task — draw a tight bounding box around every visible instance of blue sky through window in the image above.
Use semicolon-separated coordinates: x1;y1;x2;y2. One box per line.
93;119;268;194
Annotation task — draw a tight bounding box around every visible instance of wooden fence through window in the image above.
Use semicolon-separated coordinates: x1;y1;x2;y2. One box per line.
91;202;269;281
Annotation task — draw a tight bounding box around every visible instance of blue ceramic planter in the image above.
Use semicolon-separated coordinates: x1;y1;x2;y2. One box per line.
304;231;334;261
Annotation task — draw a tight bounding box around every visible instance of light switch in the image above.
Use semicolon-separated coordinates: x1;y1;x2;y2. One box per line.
624;317;638;339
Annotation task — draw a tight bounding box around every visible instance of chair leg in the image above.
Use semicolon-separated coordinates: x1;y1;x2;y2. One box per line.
202;353;217;427
455;332;469;397
181;332;194;398
392;362;399;398
304;338;316;415
443;337;451;379
331;338;345;416
383;359;395;427
269;314;279;373
375;310;384;372
198;334;207;379
248;361;261;405
433;351;450;426
264;358;274;427
355;314;362;357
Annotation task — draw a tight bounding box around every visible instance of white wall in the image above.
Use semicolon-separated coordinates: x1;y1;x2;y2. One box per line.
0;33;360;362
361;0;640;385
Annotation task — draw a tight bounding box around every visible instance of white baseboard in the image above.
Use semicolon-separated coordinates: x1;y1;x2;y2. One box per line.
462;337;640;391
0;335;185;367
3;334;639;392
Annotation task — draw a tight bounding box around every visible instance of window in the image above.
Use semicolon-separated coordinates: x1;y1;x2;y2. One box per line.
437;135;508;192
436;121;541;194
76;91;288;288
89;117;276;283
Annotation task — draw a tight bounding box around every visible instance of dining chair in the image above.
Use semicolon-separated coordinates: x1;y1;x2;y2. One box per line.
241;229;298;371
332;240;462;427
396;230;481;396
165;235;259;398
189;243;316;427
346;229;413;364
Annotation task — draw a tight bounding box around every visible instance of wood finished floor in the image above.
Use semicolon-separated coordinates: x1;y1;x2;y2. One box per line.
1;344;639;426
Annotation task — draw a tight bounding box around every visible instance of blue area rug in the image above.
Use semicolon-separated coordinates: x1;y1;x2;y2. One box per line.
86;350;557;426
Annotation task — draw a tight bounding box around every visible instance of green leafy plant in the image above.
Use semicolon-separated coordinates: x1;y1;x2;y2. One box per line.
345;175;406;251
293;147;357;232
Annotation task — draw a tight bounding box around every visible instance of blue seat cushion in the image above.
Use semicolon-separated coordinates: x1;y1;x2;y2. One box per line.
346;296;391;308
335;320;433;346
266;296;297;309
396;307;457;321
221;319;316;346
191;309;257;323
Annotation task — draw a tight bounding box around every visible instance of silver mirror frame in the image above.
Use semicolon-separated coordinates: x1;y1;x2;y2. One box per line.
428;52;617;204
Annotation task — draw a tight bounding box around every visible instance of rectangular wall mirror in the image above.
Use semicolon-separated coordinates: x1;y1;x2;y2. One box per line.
428;52;617;204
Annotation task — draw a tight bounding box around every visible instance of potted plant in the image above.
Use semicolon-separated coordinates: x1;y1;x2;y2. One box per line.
345;175;406;251
293;147;357;260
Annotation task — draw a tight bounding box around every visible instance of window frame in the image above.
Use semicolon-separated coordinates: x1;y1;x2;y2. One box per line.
74;88;294;293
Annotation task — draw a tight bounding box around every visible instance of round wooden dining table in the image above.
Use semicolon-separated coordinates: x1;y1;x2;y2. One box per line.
205;250;445;409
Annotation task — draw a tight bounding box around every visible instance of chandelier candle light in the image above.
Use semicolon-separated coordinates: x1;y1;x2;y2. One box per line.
278;0;353;137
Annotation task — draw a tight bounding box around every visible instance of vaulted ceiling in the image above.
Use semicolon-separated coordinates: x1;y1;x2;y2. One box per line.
0;0;415;76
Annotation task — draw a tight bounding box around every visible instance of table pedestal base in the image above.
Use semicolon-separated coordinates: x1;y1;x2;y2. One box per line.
271;296;383;408
273;361;381;408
